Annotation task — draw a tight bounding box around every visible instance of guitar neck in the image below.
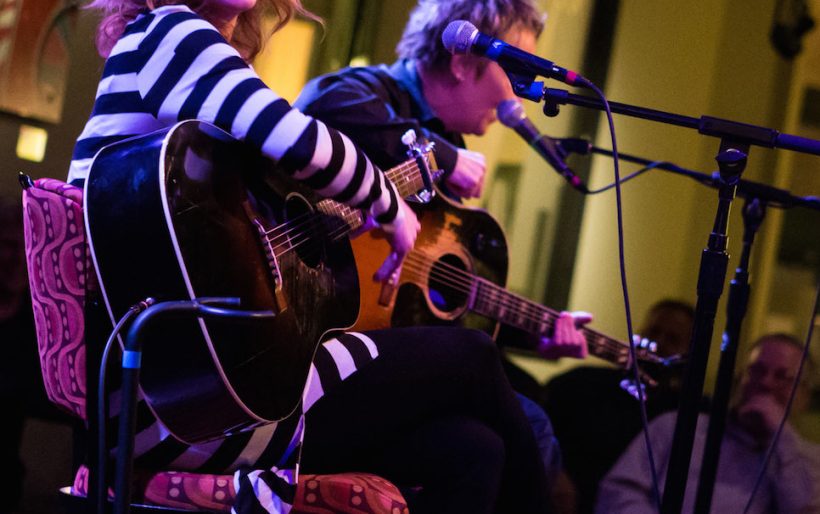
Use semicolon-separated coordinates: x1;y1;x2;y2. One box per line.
471;278;630;367
315;159;427;233
385;160;427;198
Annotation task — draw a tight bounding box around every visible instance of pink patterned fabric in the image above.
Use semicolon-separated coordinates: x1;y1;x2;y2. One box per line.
22;178;94;420
292;474;409;514
72;466;408;514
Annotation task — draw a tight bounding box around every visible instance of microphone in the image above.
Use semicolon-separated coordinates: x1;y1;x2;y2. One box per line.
442;20;590;88
497;99;588;193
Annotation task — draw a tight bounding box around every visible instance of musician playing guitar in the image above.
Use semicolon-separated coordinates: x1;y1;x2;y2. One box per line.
295;0;593;489
71;0;557;513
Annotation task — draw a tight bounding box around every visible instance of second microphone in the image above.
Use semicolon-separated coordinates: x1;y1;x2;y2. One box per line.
496;99;589;194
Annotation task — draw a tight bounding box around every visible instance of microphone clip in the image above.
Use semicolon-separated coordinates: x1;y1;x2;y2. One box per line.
505;72;562;118
507;72;544;103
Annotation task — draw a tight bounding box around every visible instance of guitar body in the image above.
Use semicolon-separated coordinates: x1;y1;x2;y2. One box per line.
352;182;674;383
352;189;508;336
85;121;359;443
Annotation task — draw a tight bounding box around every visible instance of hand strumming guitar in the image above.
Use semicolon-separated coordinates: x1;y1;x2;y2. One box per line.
373;197;421;283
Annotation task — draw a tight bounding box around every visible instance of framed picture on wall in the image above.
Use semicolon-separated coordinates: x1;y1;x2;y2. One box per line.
0;0;76;123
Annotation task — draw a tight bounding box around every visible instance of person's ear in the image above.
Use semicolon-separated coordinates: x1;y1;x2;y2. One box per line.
448;54;476;84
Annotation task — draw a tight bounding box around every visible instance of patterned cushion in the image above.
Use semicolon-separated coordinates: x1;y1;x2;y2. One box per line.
72;466;408;514
292;474;409;514
22;178;94;420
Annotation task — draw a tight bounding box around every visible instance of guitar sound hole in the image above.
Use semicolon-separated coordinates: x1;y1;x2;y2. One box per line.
284;195;323;268
427;254;469;313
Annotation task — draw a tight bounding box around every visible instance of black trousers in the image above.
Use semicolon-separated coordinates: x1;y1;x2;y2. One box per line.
300;327;550;514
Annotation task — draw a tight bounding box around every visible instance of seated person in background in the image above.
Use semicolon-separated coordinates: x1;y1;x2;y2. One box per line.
597;332;820;514
70;0;560;512
294;0;591;489
542;299;695;513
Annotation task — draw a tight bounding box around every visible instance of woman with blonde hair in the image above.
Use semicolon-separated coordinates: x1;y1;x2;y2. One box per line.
71;1;553;512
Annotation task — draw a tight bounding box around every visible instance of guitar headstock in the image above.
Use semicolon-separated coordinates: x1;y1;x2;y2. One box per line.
613;335;687;402
401;129;442;204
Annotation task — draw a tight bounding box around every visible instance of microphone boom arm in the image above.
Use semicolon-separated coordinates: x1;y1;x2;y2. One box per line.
543;87;820;157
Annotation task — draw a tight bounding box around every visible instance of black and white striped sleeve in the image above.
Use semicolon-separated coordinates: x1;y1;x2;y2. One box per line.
135;9;403;231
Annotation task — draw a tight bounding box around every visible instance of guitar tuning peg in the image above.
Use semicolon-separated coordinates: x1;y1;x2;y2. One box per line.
401;129;439;204
619;377;648;402
401;129;418;147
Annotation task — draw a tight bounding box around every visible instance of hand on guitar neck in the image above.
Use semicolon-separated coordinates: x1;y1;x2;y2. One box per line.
537;311;593;360
446;148;487;199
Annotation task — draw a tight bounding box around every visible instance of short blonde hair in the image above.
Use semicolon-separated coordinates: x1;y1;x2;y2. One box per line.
86;0;317;59
396;0;546;73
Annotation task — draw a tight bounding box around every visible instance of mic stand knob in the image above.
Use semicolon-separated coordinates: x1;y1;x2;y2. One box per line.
543;98;561;118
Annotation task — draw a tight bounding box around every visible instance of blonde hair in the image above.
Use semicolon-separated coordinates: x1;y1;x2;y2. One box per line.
86;0;318;59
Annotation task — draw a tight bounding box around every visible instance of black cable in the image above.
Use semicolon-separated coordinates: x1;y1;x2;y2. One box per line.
586;160;667;195
586;81;662;510
96;298;154;514
743;279;819;513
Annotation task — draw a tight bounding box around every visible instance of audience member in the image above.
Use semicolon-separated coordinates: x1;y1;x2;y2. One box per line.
597;332;820;513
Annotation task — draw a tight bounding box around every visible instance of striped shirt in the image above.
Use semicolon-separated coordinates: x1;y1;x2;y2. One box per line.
73;6;394;512
69;4;402;232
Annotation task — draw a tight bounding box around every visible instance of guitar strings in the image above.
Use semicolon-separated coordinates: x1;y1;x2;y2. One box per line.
262;166;425;257
241;159;640;362
397;252;636;360
255;206;634;363
259;161;423;253
258;196;640;362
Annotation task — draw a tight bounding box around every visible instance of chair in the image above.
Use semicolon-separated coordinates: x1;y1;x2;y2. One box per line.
20;175;409;514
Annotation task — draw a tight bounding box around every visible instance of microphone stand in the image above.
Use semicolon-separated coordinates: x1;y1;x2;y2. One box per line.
562;142;820;210
693;196;764;513
560;138;820;512
532;86;820;513
542;88;820;156
663;143;743;514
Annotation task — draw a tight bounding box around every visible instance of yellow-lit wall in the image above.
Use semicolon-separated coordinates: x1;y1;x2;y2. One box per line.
255;19;317;103
508;0;818;401
567;0;794;389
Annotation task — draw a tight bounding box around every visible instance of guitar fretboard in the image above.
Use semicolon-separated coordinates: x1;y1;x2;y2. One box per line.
311;157;429;238
471;277;631;367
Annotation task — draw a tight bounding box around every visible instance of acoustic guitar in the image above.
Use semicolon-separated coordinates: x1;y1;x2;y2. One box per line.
84;120;435;443
351;170;673;375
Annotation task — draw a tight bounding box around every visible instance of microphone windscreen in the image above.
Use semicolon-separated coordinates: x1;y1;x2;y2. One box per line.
442;20;477;55
496;99;527;128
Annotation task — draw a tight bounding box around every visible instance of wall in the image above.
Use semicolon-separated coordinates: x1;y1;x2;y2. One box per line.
567;0;800;393
0;9;100;197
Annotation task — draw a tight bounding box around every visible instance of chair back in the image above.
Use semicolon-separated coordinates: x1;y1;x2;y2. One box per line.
21;178;95;421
